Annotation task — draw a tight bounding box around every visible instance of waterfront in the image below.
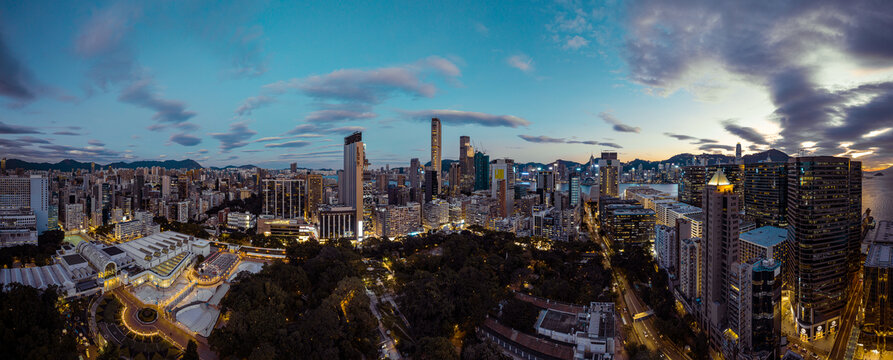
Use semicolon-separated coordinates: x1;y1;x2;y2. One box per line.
863;171;892;221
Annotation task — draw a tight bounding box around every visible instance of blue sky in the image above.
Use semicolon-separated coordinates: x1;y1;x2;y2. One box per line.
1;1;892;169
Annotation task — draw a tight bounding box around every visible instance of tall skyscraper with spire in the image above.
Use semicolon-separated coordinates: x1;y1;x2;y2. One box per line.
430;118;442;195
459;135;474;193
341;132;365;240
700;169;740;343
736;142;742;164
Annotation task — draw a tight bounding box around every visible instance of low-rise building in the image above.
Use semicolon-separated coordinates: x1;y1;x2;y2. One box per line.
226;211;257;231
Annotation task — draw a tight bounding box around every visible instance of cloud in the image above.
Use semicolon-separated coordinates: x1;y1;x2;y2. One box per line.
119;78;196;127
169;133;202;146
474;23;490;36
622;0;893;167
721;119;769;145
565;35;589;50
235;95;275;116
663;133;696;141
16;136;51;144
699;144;735;152
74;2;141;90
305;107;376;123
286;124;365;136
88;139;105;146
693;138;718;144
507;54;535;73
402;109;531;128
599;112;640;133
210;122;257;151
518;135;564;143
0;34;37;101
517;135;623;148
53;131;81;136
0;121;42;134
229;25;268;77
264;140;312;148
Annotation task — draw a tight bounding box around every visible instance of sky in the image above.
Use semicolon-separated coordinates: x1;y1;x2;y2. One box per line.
1;0;892;170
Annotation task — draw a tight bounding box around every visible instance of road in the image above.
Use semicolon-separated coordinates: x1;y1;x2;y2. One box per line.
829;272;863;360
585;205;691;360
366;288;403;359
114;288;218;360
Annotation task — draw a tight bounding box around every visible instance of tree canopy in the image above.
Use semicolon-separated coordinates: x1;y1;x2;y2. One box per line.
0;284;78;359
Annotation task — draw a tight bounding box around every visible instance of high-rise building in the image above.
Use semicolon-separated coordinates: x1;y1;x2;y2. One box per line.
490;159;515;217
786;156;861;340
736;142;743;164
598;152;620;198
341;132;365;239
409;158;421;189
306;174;323;222
449;162;460;195
290;162;297;173
0;175;49;234
424;168;438;203
744;162;787;227
680;237;702;301
700;169;740;343
729;258;782;359
569;173;581;207
474;151;490;191
263;178;306;219
430;118;442;195
680;166;706;207
459;136;475;193
863;243;893;352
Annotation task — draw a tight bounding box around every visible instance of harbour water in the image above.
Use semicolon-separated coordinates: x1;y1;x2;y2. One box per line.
863;172;892;221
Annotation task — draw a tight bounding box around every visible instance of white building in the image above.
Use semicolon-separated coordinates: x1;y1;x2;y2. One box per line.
64;203;86;231
655;225;677;271
227;212;257;231
0;175;49;234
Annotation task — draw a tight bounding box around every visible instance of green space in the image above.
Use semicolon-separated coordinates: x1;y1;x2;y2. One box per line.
0;284;78;359
95;296;179;359
137;308;157;323
0;230;66;267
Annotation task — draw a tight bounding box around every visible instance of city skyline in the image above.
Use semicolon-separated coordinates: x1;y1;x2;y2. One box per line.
2;1;892;170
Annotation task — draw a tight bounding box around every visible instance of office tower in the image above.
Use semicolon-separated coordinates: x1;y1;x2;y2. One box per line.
490;159;515;217
730;258;782;359
161;175;171;199
377;173;389;193
448;162;460;195
0;175;49;234
424;168;438;203
306;174;323;222
430;118;441;194
409;158;421;189
341;132;365;239
744;162;787;227
707;164;744;200
598;152;620;198
739;226;788;265
680;237;702;301
318;205;357;241
700;169;740;342
459;136;475;193
736;143;743;164
786;156;861;340
863;243;893;352
263;178;306;219
569;173;581;207
0;158;5;173
134;173;145;210
680;166;706;206
474;151;490;191
290;162;297;173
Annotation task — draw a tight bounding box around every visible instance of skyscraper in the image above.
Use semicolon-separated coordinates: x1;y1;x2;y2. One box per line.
306;174;323;222
863;243;893;352
290;162;297;173
490;159;514;217
569;172;581;207
0;175;49;234
700;169;740;343
459;136;475;193
680;166;706;206
263;179;306;219
736;142;743;164
409;158;421;189
430;118;441;194
598;152;620;198
743;162;787;228
787;156;861;340
341;132;365;239
474;151;490;191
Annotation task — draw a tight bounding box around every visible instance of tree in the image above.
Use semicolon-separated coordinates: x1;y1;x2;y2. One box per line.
96;344;120;360
415;337;458;360
181;340;199;360
461;341;510;360
0;284;78;359
499;298;540;333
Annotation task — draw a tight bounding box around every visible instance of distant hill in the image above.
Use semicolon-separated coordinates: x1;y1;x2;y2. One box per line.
4;158;203;171
622;149;789;172
210;164;257;170
741;149;789;164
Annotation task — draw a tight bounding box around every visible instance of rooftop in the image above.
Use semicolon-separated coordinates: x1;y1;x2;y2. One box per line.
866;243;893;268
62;254;87;266
867;220;893;243
740;226;788;248
101;246;125;256
537;309;579;334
